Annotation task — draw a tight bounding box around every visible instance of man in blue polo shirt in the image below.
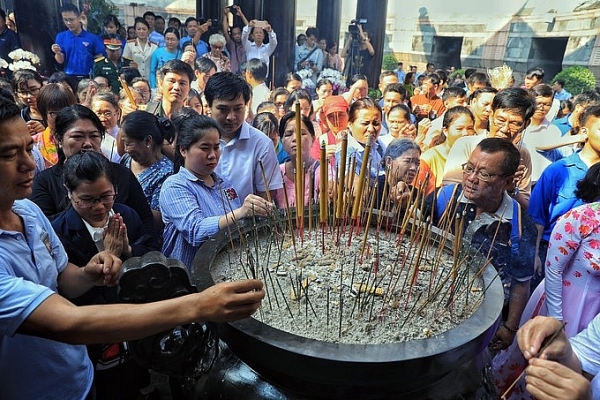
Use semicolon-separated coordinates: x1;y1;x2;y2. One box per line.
51;3;104;92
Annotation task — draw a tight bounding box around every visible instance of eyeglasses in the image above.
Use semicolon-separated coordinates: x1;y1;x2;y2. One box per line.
71;193;117;208
491;116;524;133
17;87;41;97
95;111;114;118
211;45;223;49
461;163;506;182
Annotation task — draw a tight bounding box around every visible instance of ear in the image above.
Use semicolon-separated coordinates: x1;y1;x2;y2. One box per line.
385;156;392;167
580;126;589;140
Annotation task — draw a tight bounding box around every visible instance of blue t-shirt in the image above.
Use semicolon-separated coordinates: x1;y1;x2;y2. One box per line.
0;199;93;399
56;28;105;76
149;47;181;88
528;151;587;241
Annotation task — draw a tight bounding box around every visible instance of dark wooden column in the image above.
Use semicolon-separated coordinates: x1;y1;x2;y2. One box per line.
258;0;297;88
196;0;226;20
13;0;62;77
355;0;388;88
316;0;341;47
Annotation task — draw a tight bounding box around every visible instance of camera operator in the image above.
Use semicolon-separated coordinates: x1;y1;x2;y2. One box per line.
241;17;277;73
340;20;374;84
294;27;323;84
223;5;249;74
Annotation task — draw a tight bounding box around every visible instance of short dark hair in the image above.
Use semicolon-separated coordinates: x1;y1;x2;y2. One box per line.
525;67;545;81
578;104;600;128
468;87;498;105
0;92;21;124
168;17;182;27
349;97;382;123
425;73;441;86
467;72;490;88
476;138;520;176
204;72;251;107
37;83;77;125
442;86;466;102
158;59;194;84
245;58;268;81
143;11;156;19
193;57;217;74
379;70;397;82
491;87;536;122
529;83;553;98
155;15;165;22
383;83;407;101
184;17;197;27
63;151;115;192
575;162;600;202
572;90;600;110
285;89;313;114
305;27;319;38
554;79;565;88
61;3;79;14
463;68;477;79
54;104;105;143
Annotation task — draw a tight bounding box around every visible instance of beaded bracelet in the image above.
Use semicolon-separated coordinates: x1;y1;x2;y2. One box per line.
502;322;518;333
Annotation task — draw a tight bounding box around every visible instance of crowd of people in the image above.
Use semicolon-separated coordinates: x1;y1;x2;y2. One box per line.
0;3;600;400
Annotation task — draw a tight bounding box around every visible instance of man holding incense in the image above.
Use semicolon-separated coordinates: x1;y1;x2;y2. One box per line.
423;138;537;351
515;316;597;399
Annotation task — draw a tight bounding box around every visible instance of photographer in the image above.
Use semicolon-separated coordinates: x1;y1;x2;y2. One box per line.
294;27;323;83
340;21;374;84
241;17;277;72
223;5;249;74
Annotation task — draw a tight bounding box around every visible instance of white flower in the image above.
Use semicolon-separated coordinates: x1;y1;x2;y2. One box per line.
0;58;8;69
9;60;35;71
297;69;313;79
302;78;315;89
8;49;23;61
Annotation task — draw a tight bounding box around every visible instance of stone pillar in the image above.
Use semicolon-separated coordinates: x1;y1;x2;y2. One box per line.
355;0;388;88
260;0;297;88
316;0;342;47
13;0;62;77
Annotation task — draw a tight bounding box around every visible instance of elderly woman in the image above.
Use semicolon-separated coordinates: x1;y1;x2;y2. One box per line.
90;91;121;163
202;33;231;72
379;138;423;210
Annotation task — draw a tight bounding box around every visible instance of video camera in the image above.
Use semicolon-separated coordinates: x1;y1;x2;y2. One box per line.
227;5;239;13
199;18;220;35
348;18;367;40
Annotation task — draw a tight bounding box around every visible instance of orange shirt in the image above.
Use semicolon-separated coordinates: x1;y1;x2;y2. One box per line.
410;93;445;120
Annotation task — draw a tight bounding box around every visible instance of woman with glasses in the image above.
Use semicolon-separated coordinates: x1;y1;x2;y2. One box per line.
13;69;44;136
202;33;231;72
149;27;181;89
51;150;157;399
268;87;289;120
91;91;121;162
31;104;154;237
